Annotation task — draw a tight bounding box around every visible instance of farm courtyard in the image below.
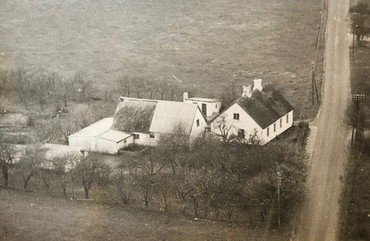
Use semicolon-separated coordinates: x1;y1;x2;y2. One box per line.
0;0;323;118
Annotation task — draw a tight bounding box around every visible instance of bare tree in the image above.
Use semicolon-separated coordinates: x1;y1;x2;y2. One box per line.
117;75;133;97
16;145;45;190
51;154;76;197
156;124;189;175
349;2;370;46
31;70;52;111
70;153;109;199
71;71;95;101
12;68;32;110
211;115;235;143
0;143;16;187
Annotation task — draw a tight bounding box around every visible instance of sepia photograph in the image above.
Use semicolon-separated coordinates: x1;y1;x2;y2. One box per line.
0;0;369;240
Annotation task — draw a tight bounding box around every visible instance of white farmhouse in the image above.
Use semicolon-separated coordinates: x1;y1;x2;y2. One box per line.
69;97;208;154
210;79;294;145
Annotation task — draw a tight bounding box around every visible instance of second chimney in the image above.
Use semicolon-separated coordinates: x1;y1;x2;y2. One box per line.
253;79;263;92
242;85;252;98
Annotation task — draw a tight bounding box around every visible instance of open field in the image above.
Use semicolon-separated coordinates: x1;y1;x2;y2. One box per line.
0;189;290;241
0;0;322;118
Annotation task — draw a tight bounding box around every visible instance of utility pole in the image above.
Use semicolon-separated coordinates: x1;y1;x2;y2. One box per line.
350;94;365;145
277;170;282;228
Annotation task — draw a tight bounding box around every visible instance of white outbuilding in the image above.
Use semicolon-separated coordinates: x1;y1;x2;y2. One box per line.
68;118;133;154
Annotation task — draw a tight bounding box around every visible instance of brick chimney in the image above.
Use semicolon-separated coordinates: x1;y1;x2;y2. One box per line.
242;85;252;98
253;79;263;92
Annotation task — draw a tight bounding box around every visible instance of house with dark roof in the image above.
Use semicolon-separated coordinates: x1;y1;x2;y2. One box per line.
210;79;294;145
68;97;208;154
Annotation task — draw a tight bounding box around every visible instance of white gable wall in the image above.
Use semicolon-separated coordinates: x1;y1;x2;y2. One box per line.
189;108;208;140
211;103;263;142
69;136;95;151
95;136;134;154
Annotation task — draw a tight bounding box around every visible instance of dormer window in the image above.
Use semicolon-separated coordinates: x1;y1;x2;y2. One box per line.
233;113;240;120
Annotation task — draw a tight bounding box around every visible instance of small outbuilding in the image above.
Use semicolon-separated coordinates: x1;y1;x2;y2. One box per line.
68;118;133;154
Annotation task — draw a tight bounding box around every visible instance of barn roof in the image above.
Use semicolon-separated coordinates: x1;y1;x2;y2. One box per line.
149;101;198;134
112;97;199;135
111;98;157;133
236;85;294;129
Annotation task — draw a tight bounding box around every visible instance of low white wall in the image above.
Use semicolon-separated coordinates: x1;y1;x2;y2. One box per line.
133;132;158;146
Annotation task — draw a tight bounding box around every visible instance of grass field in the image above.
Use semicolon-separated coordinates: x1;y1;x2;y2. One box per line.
0;189;290;241
0;0;322;118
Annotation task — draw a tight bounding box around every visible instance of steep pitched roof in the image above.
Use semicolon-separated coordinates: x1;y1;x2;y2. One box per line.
111;98;157;133
236;85;293;129
150;101;198;134
111;97;200;135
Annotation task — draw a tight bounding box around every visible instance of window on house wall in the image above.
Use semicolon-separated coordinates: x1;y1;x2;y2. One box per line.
215;104;218;108
286;113;289;123
134;134;139;139
149;133;155;138
233;113;240;120
124;139;127;143
274;123;276;132
238;129;245;139
280;118;283;128
267;127;270;137
196;119;200;127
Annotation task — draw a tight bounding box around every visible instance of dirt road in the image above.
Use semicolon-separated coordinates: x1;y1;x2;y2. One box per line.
295;0;351;241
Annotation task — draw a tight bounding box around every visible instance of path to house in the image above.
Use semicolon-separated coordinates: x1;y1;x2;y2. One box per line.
295;0;351;241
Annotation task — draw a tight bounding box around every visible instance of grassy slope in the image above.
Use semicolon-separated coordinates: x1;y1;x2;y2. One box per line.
0;189;289;241
0;0;321;118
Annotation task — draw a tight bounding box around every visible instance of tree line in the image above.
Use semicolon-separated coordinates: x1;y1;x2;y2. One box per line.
0;125;308;228
349;1;370;46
